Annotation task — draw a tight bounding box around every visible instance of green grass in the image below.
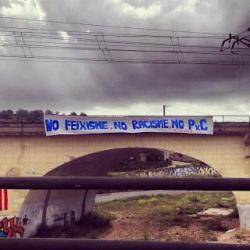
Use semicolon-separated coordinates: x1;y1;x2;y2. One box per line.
94;192;237;226
96;192;236;212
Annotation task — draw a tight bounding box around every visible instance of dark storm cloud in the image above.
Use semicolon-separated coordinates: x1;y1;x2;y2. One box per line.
0;0;249;113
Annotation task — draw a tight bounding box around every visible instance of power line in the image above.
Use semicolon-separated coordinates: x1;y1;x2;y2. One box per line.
2;37;249;55
0;25;227;40
0;53;249;66
0;16;249;65
0;15;231;36
0;26;247;52
1;43;250;57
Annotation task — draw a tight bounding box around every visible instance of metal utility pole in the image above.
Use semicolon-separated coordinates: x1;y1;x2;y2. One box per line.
163;105;167;116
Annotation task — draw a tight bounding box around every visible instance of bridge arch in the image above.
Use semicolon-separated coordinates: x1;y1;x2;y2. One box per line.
20;147;227;237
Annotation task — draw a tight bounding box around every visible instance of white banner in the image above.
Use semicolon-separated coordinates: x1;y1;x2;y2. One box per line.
44;115;213;136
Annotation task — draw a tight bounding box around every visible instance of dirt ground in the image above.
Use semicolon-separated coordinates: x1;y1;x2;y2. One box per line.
218;229;250;243
100;213;239;242
36;192;250;243
94;192;240;242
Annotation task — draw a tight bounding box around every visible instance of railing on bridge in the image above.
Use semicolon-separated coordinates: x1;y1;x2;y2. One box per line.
213;115;250;123
1;177;250;249
161;115;250;123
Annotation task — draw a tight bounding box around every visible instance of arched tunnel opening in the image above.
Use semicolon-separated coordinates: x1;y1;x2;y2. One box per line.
19;148;238;239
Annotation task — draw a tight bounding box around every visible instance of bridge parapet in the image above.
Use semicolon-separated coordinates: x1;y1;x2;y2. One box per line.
0;122;250;136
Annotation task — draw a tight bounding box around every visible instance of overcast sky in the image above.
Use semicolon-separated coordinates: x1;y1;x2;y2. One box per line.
0;0;249;116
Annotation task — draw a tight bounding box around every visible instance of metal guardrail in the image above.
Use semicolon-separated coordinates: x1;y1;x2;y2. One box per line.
1;176;250;249
213;115;250;123
0;239;250;250
1;176;250;190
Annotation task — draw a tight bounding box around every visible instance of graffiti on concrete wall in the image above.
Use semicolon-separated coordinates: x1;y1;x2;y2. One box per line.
126;165;220;178
53;210;76;227
0;189;8;210
0;216;30;238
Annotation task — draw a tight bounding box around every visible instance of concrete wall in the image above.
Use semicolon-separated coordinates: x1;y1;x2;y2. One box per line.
0;133;249;236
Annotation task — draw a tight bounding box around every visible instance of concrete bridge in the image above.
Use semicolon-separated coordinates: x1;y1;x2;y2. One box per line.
0;121;250;237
